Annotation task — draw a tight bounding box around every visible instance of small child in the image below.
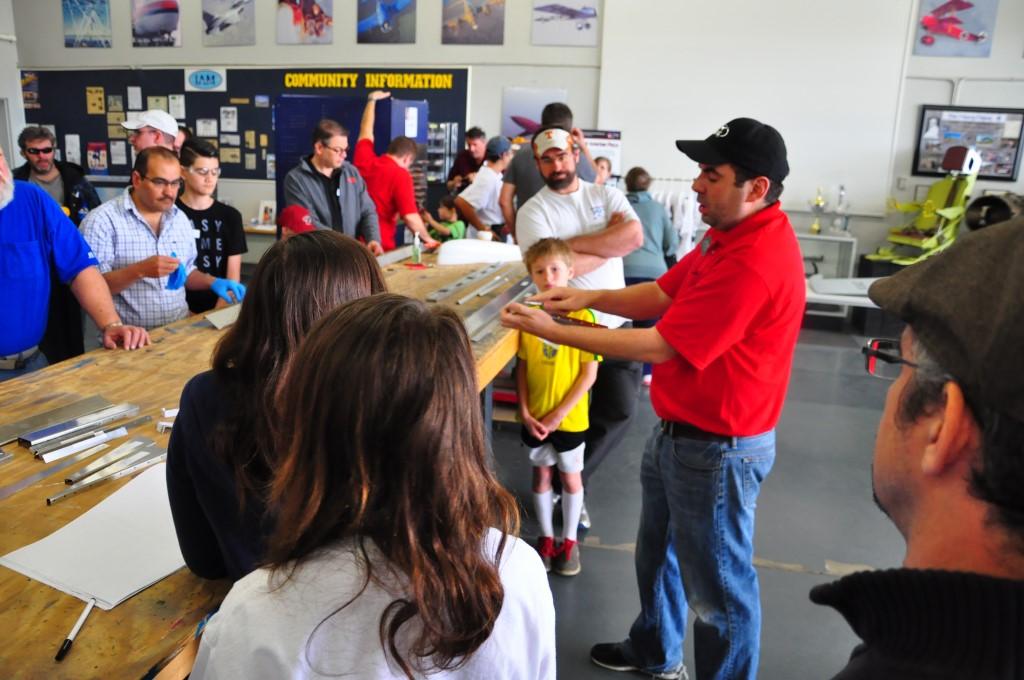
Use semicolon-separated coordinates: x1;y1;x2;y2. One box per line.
421;195;466;242
517;238;600;577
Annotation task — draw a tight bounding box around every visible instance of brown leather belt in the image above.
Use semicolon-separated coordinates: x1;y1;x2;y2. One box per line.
660;419;734;444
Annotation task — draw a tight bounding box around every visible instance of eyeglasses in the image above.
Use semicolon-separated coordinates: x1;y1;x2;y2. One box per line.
25;147;54;155
141;175;184;190
187;167;222;177
323;145;347;155
862;338;918;380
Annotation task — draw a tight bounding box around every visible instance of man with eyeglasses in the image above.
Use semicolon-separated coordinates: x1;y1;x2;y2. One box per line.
177;139;247;314
502;118;805;680
0;144;149;382
13;125;104;363
283;118;382;255
808;218;1024;679
122;110;178;154
81;147;246;330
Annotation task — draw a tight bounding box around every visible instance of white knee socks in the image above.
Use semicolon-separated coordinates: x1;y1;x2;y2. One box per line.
562;490;584;542
533;489;555;537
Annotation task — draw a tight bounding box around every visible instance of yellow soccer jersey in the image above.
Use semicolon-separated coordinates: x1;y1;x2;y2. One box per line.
517;308;602;433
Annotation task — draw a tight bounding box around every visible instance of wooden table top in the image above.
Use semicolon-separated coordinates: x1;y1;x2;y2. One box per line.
0;258;524;679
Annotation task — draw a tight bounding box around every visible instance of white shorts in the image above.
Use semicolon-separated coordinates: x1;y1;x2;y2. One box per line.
528;442;585;474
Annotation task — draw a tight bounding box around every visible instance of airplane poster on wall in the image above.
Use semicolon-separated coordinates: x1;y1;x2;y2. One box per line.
131;0;181;47
913;0;999;58
357;0;416;44
531;1;599;47
442;0;505;45
202;0;255;47
277;0;333;45
62;0;113;48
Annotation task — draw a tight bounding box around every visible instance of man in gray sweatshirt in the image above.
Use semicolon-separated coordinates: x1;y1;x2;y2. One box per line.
283;119;382;254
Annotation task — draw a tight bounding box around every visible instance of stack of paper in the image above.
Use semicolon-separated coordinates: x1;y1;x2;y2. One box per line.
0;465;184;610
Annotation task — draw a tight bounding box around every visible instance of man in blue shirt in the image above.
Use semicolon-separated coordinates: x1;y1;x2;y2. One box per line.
0;145;149;382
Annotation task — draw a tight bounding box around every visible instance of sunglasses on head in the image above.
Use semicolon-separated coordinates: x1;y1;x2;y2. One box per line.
25;147;54;155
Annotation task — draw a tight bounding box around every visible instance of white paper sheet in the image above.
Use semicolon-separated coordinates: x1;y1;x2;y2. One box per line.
64;134;81;165
0;465;184;610
126;86;143;111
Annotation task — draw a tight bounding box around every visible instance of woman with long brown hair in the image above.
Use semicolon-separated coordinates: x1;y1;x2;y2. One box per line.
191;294;556;679
167;231;386;581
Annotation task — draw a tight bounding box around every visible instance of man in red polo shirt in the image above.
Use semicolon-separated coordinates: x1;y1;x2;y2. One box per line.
501;118;805;680
353;91;439;251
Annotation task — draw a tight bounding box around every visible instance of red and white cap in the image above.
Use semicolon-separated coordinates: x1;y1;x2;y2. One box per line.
532;128;573;158
278;205;315;234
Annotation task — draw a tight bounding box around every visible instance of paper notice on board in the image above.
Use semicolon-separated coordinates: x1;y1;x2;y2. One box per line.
168;94;186;120
107;125;126;139
404;107;418;137
244;153;256;170
220;106;238;133
110;140;127;166
86;87;105;115
127;86;142;111
196;119;217;137
259;133;268;147
266;153;276;179
219;147;241;164
64;134;81;165
87;142;108;174
219;133;241;147
147;96;168;113
107;94;123;112
244;130;255;149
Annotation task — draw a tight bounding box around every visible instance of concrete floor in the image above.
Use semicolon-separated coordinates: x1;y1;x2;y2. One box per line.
490;328;906;680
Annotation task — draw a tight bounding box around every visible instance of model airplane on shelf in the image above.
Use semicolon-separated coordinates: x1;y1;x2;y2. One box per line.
919;0;988;45
358;0;413;35
533;4;598;30
203;0;247;35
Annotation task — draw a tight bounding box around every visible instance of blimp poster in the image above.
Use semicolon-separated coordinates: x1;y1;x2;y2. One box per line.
132;0;182;47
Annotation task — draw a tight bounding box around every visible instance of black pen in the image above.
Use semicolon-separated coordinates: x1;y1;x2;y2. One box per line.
55;598;95;662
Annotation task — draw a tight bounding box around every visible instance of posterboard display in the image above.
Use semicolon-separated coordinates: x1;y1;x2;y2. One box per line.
21;68;468;183
912;105;1024;181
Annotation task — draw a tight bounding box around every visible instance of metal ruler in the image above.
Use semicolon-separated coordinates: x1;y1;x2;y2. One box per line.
463;276;536;341
0;396;112;446
426;262;505;302
0;442;110;501
36;415;152;463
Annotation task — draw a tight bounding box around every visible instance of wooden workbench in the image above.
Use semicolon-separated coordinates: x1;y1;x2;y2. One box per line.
0;259;524;679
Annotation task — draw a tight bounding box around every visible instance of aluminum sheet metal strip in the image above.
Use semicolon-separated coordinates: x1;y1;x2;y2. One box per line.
46;449;167;506
0;396;112;446
463;276;535;339
0;443;110;501
426;262;504;302
65;438;153;485
25;403;140;450
376;245;415;267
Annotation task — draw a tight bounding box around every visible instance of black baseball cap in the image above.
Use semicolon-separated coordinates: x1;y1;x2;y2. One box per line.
868;216;1024;421
675;118;789;184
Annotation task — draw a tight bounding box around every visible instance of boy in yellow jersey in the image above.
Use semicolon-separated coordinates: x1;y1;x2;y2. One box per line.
517;238;600;576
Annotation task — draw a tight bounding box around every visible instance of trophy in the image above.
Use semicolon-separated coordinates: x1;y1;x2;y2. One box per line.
809;187;828;234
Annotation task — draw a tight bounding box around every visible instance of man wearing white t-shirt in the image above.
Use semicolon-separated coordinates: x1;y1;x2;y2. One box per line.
516;126;644;524
455;136;514;239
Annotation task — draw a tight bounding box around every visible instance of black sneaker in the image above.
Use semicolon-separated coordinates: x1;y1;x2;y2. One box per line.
590;642;687;679
553;538;581;576
536;536;557;572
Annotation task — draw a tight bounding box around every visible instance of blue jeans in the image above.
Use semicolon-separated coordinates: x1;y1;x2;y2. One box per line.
0;351;48;382
623;425;775;680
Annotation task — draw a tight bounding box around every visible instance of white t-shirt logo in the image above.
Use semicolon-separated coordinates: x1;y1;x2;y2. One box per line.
591;204;605;220
714;125;730;138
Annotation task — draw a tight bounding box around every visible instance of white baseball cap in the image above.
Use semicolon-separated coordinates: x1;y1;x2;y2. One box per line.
532;128;573;158
121;109;179;137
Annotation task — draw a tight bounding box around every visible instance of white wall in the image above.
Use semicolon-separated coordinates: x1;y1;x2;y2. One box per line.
0;0;26;154
12;0;601;219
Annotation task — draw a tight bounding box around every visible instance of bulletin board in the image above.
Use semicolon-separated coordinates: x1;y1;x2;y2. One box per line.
21;67;469;182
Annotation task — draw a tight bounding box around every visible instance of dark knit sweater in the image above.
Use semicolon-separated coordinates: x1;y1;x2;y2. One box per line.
810;568;1024;679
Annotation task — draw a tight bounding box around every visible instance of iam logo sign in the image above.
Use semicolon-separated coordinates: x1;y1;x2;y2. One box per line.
185;68;227;92
189;70;223;90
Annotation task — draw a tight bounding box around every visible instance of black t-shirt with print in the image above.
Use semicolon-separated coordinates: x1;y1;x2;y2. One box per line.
176;200;248;313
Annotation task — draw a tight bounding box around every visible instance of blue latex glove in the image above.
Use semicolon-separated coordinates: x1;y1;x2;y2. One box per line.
166;251;187;290
210;277;246;304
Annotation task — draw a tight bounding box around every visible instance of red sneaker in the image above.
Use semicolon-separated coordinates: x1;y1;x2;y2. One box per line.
536;536;557;572
554;538;581;576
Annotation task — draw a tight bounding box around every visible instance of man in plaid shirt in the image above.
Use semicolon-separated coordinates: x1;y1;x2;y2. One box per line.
82;147;246;329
